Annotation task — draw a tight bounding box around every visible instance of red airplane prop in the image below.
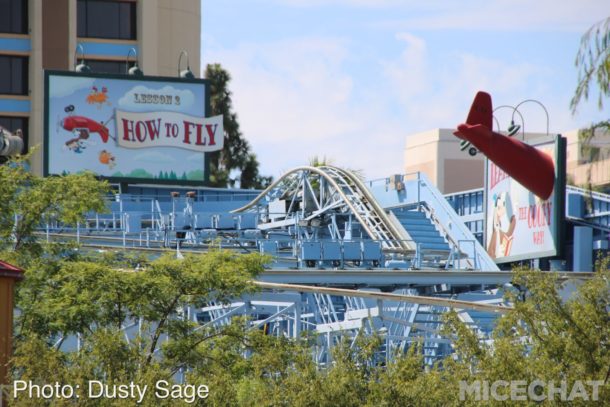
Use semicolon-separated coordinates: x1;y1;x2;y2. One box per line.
454;91;555;200
60;115;110;143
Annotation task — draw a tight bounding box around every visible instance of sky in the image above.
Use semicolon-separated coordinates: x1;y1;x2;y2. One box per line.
201;0;610;181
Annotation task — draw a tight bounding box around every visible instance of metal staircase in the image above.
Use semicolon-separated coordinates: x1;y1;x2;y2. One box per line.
367;172;499;271
391;208;451;255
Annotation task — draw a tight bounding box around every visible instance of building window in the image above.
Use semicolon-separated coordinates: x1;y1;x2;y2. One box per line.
0;0;28;34
0;55;28;95
77;0;136;40
85;59;130;74
0;116;28;162
456;195;464;216
476;191;483;213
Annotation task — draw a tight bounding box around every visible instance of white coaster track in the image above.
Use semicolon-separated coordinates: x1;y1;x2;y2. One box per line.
232;165;414;254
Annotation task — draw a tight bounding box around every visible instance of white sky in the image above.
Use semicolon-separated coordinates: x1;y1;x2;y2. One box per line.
202;1;610;180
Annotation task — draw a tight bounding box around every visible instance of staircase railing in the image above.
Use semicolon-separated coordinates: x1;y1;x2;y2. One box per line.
411;172;497;271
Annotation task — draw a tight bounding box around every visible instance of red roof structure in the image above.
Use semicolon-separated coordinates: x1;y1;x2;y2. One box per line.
0;260;24;280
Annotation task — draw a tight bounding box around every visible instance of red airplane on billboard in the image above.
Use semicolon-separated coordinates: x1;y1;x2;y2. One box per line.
58;104;112;153
60;115;111;143
454;91;555;200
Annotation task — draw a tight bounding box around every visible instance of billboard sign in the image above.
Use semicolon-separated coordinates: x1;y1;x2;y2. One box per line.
484;135;566;263
44;71;222;184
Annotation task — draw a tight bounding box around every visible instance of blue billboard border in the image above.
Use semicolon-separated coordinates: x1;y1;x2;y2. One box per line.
43;70;212;186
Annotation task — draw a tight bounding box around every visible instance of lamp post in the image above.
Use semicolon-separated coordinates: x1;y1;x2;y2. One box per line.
511;99;550;137
126;47;143;76
493;105;525;138
74;43;91;73
178;50;195;79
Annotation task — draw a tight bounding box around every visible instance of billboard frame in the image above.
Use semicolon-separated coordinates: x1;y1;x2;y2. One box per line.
43;70;212;186
483;134;566;264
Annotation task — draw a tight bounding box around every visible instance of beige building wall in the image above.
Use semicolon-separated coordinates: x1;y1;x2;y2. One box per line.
404;128;485;194
564;129;610;189
29;0;44;176
156;0;201;77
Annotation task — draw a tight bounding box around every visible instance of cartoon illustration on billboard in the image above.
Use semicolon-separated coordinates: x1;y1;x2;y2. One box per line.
46;72;223;183
65;134;87;153
98;150;116;169
86;86;111;108
59;104;113;154
487;191;516;258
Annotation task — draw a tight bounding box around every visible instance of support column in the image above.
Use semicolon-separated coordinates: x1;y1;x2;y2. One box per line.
138;0;159;76
293;295;302;338
573;226;593;271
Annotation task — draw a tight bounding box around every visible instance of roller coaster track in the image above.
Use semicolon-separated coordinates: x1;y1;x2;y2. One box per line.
231;166;414;253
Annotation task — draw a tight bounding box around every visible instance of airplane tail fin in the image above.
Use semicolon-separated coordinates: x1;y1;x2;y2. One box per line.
465;91;493;130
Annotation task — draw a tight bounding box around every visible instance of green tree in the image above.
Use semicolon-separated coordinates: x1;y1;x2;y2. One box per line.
439;265;610;405
11;252;610;405
11;250;270;406
0;154;109;253
572;17;610;113
571;17;610;192
205;63;272;189
239;153;273;189
308;155;334;168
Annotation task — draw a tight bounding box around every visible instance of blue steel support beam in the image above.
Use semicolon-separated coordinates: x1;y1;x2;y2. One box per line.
573;226;593;271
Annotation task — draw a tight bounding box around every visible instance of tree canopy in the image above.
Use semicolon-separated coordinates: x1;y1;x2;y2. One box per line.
572;17;610;114
0;154;109;255
571;17;610;192
205;64;272;189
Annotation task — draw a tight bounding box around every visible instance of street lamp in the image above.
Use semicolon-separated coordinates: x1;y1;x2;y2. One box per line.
493;105;525;138
511;99;550;137
178;50;195;79
126;47;143;76
74;43;91;73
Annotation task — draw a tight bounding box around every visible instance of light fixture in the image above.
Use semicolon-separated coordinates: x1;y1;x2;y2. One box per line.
74;43;91;74
126;47;143;76
493;105;525;139
511;99;550;137
178;50;195;79
507;120;521;137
